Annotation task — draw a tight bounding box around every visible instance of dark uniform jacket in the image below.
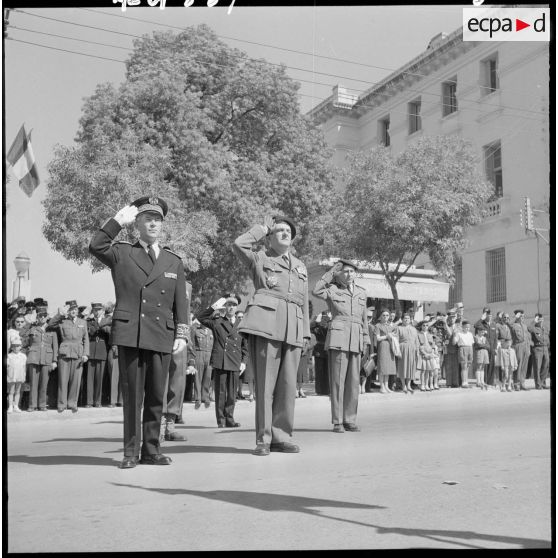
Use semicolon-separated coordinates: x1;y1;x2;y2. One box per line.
197;307;248;372
528;321;549;348
190;322;214;355
87;316;112;361
233;224;310;347
25;324;58;366
89;218;188;353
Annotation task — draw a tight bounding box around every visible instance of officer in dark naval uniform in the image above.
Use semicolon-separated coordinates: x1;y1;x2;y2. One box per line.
85;303;112;408
89;196;188;469
196;293;247;428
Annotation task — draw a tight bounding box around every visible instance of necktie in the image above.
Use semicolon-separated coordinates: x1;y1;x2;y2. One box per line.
147;245;157;264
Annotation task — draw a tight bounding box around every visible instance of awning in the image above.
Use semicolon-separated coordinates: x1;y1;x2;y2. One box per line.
355;273;450;302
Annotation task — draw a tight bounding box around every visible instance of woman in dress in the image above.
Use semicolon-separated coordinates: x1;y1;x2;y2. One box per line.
417;321;436;391
396;313;419;393
374;308;397;394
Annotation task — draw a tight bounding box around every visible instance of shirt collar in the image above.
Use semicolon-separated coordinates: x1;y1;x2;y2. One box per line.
138;239;160;257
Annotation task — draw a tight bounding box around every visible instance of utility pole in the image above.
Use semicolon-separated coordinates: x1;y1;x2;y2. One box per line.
520;196;549;244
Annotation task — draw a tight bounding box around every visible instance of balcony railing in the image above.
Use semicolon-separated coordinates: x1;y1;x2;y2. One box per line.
484;199;502;218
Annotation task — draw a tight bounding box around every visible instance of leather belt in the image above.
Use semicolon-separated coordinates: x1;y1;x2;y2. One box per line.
255;289;304;307
331;315;364;325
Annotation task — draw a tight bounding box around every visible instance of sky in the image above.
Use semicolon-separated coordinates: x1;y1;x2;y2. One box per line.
3;4;467;311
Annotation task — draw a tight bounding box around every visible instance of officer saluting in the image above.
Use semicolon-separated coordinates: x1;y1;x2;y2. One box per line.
89;196;188;469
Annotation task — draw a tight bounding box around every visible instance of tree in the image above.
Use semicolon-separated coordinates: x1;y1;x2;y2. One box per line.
43;24;336;307
319;135;493;313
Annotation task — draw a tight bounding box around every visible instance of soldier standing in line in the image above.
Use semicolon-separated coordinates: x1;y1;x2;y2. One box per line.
510;309;531;391
85;303;112;408
89;196;188;468
190;311;215;409
233;215;310;456
310;310;332;396
313;259;370;433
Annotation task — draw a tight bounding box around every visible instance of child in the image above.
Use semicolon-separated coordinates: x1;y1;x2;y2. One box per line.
453;321;475;388
428;326;441;390
474;327;490;390
417;321;435;391
7;338;27;413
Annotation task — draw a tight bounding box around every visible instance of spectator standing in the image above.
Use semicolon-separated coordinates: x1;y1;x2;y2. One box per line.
25;309;58;411
528;314;550;390
7;337;27;413
473;327;490;389
104;303;122;407
233;215;310;456
7;315;30;353
510;310;531;391
495;313;517;392
474;308;499;388
396;313;419;394
417;321;436;391
85;303;112;407
453;320;475;389
190;312;215;408
197;294;247;428
360;309;377;393
310;311;331;396
374;309;397;394
442;311;460;388
312;260;370;433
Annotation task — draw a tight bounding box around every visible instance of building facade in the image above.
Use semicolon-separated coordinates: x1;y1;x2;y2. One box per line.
308;27;550;321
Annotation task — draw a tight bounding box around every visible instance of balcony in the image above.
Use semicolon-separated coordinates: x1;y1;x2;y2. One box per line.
484;199;502;218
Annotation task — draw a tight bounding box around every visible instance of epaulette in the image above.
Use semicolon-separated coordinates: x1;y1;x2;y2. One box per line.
163;247;182;259
114;240;133;245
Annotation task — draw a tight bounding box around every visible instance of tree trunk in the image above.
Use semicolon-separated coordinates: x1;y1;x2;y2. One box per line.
387;278;402;316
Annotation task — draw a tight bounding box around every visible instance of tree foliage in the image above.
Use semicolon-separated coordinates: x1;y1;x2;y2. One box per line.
319;135;493;312
43;24;336;307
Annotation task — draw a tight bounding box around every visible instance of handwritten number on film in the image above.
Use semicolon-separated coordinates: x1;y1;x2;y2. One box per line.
113;0;236;14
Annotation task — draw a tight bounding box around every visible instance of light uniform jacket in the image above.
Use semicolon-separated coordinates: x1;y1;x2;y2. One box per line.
56;317;90;359
25;325;59;366
312;268;370;353
89;218;188;353
233;224;310;348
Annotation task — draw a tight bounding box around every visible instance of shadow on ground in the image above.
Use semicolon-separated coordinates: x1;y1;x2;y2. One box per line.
8;455;118;467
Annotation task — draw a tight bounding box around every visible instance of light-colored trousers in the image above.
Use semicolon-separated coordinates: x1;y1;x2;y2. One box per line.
328;349;360;425
248;335;301;445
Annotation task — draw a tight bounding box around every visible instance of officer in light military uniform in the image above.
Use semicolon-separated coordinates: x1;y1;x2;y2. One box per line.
196;293;247;428
190;311;215;409
48;300;90;413
233;215;310;456
313;259;370;433
25;306;58;411
89;196;188;469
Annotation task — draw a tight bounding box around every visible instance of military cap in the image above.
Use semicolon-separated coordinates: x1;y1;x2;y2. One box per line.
513;309;524;316
131;196;168;218
482;307;491;314
337;258;359;271
91;303;104;310
272;215;296;239
66;300;78;309
36;305;48;314
456;302;464;309
24;301;36;309
447;310;456;316
33;297;47;305
224;292;242;305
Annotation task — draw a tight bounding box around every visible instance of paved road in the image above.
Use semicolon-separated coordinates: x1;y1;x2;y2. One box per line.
6;381;553;551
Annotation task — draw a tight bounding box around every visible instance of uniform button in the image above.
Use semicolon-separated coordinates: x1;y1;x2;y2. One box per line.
142;299;147;303
161;290;165;294
156;317;160;321
141;314;145;318
157;303;161;307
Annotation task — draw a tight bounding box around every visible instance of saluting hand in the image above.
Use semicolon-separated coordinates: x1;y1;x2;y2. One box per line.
239;362;246;375
263;215;275;234
114;205;139;226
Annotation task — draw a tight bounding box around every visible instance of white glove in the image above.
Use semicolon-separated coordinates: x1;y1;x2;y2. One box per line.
239;362;246;375
172;338;187;354
186;365;197;376
114;205;139;226
211;297;228;310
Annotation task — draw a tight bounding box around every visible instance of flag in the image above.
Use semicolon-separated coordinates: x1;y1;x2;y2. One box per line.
6;124;40;197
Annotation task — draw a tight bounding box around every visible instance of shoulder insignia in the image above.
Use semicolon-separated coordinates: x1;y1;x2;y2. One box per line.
163;247;182;259
114;240;133;245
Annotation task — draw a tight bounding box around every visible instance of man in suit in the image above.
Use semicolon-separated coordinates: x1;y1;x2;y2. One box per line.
313;259;370;433
197;294;247;428
25;307;58;411
190;311;214;409
510;309;530;391
528;314;550;389
89;196;188;469
85;303;112;408
233;215;310;456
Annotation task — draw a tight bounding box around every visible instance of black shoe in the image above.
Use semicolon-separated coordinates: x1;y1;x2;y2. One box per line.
236;394;246;400
253;443;270;456
204;401;211;408
194;401;201;409
343;423;361;432
139;454;172;465
164;431;187;441
119;457;138;469
108;404;116;408
85;405;92;408
39;407;47;411
270;442;300;453
175;416;185;424
57;408;65;413
27;408;35;412
225;422;241;427
70;407;78;413
94;404;102;408
333;424;345;433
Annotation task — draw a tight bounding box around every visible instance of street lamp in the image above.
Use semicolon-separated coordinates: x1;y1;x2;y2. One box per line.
12;251;31;301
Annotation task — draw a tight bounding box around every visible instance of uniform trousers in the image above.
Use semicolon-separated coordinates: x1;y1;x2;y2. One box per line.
194;352;212;403
27;364;50;409
513;343;530;387
213;368;239;426
248;335;301;445
163;348;186;417
532;346;549;388
328;349;360;425
86;359;107;406
443;349;460;387
106;348;122;406
118;346;170;458
57;357;83;410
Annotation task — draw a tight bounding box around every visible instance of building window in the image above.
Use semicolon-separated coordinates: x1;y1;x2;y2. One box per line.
447;257;462;309
408;99;421;134
484;141;503;198
481;54;499;95
378;116;390;146
442;78;458;116
485;248;507;303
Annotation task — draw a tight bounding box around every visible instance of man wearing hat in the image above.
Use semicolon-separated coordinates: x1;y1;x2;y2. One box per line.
474;307;499;387
85;303;112;408
313;259;370;432
196;293;247;428
23;300;37;326
510;309;530;391
233;215;311;456
48;301;90;412
25;307;58;411
528;314;550;389
441;311;461;388
89;196;189;468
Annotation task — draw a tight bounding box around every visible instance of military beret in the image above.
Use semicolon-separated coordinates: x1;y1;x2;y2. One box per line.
272;215;296;239
131;196;168;218
91;303;104;310
337;258;359;271
224;293;242;305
